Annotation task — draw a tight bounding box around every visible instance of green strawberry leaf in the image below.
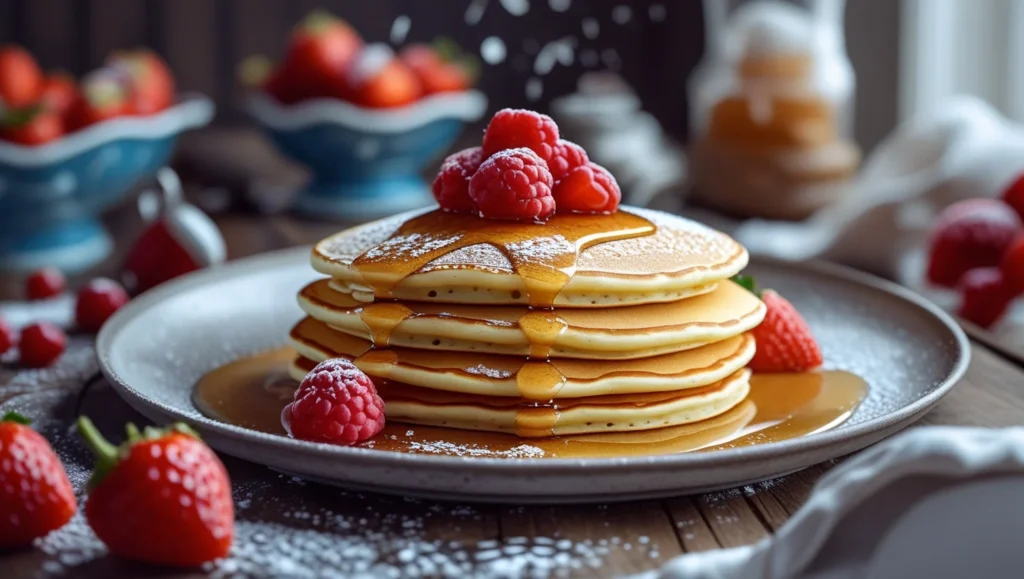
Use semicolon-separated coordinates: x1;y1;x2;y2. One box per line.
1;411;31;425
0;104;43;129
731;274;757;295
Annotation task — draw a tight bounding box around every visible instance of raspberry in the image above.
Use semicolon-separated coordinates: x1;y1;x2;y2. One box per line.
19;322;66;368
957;267;1016;328
552;162;622;214
75;278;130;333
469;148;555;221
547;140;589;182
432;147;484;213
25;267;66;300
926;199;1021;287
282;358;385;445
0;317;15;355
481;108;560;162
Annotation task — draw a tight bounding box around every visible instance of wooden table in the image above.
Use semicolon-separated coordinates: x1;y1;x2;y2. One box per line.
4;150;1024;578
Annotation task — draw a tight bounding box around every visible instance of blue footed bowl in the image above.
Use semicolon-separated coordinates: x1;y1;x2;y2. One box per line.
247;90;487;221
0;96;215;273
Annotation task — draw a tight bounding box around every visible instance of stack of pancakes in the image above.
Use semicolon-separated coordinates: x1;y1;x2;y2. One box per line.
288;206;766;439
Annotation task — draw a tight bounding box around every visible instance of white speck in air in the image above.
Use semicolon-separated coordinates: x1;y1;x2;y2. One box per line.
389;15;411;44
499;0;530;16
582;17;600;39
549;0;571;12
465;0;488;25
480;37;507;65
526;77;543;101
612;5;632;25
650;3;667;22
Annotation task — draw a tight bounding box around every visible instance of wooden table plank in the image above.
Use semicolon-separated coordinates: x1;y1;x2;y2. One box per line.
664;498;723;553
499;501;683;577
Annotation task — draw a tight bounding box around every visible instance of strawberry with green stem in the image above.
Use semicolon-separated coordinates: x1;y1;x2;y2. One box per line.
77;417;234;567
732;275;823;373
0;412;77;549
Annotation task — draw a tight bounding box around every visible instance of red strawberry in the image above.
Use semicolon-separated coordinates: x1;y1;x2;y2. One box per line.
39;72;77;115
67;69;130;130
77;417;234;566
0;412;77;549
552;162;621;214
75;278;130;333
281;10;363;101
957;267;1015;328
108;49;175;115
1002;173;1024;223
346;44;421;108
926;199;1021;287
282;358;385;445
1000;235;1024;296
0;317;15;355
469;148;555;221
25;266;66;300
749;288;823;373
0;107;63;146
481;108;560;161
19;322;66;368
0;45;43;109
432;146;484;213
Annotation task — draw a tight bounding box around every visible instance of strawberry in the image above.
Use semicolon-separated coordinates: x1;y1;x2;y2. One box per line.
67;69;130;130
745;283;823;373
926;199;1021;288
1000;234;1024;296
1002;173;1024;223
0;412;77;549
39;72;78;116
0;45;42;109
279;10;362;102
401;39;476;95
0;107;63;146
346;44;421;108
958;267;1015;328
108;49;175;115
77;417;234;566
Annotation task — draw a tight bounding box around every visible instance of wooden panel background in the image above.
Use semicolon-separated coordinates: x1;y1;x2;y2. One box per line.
0;0;900;148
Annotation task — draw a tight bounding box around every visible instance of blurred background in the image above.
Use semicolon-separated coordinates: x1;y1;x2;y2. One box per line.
3;0;1024;343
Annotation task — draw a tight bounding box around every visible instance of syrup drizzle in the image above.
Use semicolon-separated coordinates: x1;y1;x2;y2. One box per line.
191;348;869;458
350;209;655;308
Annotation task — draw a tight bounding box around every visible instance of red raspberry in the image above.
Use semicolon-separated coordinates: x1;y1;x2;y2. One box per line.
481;108;560;162
19;322;66;368
25;267;66;300
75;278;130;333
547;140;589;182
1002;173;1024;222
957;267;1016;328
552;162;622;214
282;358;385;445
926;199;1021;287
432;147;484;213
0;317;15;355
469;148;555;221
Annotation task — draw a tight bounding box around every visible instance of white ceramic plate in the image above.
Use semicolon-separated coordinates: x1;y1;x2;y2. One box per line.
97;247;969;503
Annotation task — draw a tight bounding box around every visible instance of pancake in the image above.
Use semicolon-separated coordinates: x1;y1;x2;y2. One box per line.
291;354;750;437
298;279;765;359
311;206;748;308
288;317;757;398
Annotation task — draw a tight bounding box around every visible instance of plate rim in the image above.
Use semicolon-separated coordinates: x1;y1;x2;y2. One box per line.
96;245;971;475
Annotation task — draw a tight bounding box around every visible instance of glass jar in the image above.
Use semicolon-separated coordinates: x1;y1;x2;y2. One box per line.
688;0;860;220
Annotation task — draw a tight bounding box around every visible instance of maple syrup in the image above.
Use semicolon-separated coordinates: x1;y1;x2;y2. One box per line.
192;348;868;459
350;209;655;308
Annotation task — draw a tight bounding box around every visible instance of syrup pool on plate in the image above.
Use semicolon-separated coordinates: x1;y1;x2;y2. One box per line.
191;348;868;459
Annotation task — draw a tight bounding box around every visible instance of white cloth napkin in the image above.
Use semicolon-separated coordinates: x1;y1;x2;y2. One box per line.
641;426;1024;579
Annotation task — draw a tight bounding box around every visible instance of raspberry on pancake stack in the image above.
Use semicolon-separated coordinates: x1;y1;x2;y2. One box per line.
286;109;770;450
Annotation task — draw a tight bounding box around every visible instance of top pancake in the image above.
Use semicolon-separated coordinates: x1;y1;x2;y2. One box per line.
312;206;748;307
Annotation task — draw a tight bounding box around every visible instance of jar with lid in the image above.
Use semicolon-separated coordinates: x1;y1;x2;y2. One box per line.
688;0;860;220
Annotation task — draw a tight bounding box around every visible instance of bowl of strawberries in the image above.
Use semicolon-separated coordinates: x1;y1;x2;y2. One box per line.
0;46;214;273
245;11;487;221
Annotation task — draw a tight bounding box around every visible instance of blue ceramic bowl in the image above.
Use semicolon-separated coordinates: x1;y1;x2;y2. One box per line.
247;90;487;221
0;95;215;273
